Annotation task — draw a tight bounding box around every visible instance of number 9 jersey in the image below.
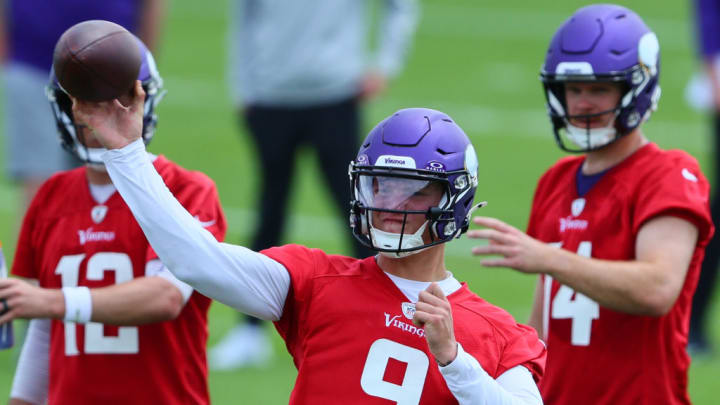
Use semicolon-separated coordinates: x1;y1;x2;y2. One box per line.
527;143;713;405
12;157;227;405
264;244;546;404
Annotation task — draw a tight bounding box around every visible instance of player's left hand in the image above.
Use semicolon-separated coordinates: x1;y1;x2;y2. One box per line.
467;216;553;274
413;283;458;366
70;80;146;150
0;278;63;324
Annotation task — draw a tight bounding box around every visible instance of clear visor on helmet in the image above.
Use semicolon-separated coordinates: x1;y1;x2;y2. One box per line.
357;175;445;212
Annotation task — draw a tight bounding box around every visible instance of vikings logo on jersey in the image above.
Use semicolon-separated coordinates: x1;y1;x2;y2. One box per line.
0;244;13;350
401;302;416;319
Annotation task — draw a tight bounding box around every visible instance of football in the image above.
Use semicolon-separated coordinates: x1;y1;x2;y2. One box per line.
52;20;141;102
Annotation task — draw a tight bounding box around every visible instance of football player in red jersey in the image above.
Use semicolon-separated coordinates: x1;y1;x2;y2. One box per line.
0;38;226;405
71;78;547;404
468;5;713;405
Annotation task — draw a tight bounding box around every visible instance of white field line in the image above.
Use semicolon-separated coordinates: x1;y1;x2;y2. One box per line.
369;98;711;152
420;4;692;52
157;77;710;153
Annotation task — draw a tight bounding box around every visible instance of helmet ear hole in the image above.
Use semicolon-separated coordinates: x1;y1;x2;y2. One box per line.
55;90;73;117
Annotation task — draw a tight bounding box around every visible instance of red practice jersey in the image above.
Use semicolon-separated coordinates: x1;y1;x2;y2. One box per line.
264;244;546;405
527;143;713;405
12;156;227;405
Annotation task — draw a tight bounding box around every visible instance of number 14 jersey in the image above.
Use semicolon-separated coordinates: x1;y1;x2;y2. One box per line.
527;143;713;405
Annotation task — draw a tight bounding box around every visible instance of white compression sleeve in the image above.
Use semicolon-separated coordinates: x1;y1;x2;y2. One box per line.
103;140;290;321
440;343;542;405
11;319;50;404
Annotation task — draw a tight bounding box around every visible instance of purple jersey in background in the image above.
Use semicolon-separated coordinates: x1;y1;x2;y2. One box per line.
0;243;12;350
695;0;720;57
7;0;142;72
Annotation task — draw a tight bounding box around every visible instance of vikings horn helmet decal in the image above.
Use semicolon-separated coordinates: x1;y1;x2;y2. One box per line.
541;4;661;152
349;108;484;257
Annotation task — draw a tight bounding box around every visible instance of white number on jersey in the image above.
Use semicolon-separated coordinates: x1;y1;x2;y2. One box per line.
544;241;600;346
55;252;138;356
360;338;429;405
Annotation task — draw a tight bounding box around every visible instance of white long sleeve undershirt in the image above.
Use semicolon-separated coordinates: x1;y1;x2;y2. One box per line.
11;319;50;404
102;139;542;404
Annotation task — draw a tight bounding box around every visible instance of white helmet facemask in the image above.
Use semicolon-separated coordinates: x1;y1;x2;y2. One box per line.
547;82;632;151
358;175;449;258
370;220;430;258
564;111;619;150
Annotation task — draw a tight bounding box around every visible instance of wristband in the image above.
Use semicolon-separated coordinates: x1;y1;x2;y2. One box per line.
62;287;92;323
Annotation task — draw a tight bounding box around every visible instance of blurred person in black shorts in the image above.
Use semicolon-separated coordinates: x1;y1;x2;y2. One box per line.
209;0;419;370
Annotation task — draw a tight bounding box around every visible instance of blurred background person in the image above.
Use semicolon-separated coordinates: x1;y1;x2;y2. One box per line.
0;0;165;213
210;0;419;370
685;0;720;356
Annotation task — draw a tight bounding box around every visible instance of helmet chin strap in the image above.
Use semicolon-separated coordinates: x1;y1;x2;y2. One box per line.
371;221;430;258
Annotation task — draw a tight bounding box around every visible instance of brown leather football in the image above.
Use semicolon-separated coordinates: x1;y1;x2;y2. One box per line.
52;20;141;102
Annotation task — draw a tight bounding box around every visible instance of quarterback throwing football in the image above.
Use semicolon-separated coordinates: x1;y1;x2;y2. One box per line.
72;78;546;404
469;5;713;405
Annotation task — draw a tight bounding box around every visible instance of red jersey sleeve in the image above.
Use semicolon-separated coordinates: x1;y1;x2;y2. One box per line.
526;171;549;238
632;154;713;243
12;180;50;279
261;244;321;342
496;322;546;382
526;157;580;239
459;296;547;383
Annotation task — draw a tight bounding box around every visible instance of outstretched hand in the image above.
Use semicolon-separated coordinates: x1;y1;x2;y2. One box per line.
71;80;146;150
467;216;553;274
413;283;457;366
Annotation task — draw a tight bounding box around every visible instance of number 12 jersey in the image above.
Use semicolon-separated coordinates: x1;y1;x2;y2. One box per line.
12;157;226;405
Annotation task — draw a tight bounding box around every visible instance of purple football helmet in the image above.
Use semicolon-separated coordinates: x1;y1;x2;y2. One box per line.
349;108;483;257
541;4;661;152
47;37;166;166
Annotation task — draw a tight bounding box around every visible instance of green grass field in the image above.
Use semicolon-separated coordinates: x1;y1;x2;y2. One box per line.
1;0;719;402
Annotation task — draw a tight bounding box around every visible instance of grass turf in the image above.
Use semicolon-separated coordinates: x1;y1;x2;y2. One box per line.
0;0;718;403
